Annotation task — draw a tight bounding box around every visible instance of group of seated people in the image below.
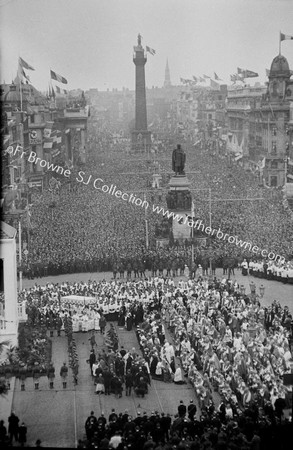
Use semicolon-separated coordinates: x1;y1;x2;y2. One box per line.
162;278;292;415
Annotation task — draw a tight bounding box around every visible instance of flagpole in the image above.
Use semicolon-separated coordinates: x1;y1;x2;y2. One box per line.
279;31;281;55
18;58;23;112
191;201;194;269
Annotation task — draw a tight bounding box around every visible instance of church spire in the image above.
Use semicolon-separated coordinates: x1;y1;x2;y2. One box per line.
164;59;171;88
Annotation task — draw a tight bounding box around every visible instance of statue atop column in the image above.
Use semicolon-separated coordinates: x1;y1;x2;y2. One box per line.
137;33;142;47
172;144;186;175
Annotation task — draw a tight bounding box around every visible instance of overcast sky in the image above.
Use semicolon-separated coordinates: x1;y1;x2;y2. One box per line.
1;0;293;91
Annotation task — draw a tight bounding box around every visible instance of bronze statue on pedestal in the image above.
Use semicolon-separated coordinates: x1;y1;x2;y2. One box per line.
172;144;186;175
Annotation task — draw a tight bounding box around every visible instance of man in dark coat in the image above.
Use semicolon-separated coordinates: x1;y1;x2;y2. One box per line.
177;400;187;417
85;411;98;441
89;350;96;376
187;400;197;420
18;422;27;447
60;362;68;388
135;377;148;397
47;362;55;389
0;420;7;444
8;411;19;444
125;370;134;396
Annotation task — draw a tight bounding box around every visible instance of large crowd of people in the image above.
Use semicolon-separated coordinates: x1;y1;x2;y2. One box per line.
12;274;293;447
79;404;292;449
2;107;293;449
14;116;292;279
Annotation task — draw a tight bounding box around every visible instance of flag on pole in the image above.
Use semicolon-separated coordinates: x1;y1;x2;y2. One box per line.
50;70;68;84
19;57;35;71
280;32;293;41
16;64;30;83
210;79;220;90
44;121;54;138
245;69;258;78
146;46;156;55
237;67;258;78
214;72;222;80
287;159;293;180
231;73;244;82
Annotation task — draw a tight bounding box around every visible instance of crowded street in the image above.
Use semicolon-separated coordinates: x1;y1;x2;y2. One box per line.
1;1;293;449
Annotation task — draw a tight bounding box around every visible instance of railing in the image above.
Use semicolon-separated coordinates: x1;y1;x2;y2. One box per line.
0;318;7;330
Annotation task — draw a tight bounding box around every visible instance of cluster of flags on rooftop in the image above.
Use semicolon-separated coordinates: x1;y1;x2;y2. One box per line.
14;30;293;95
180;69;258;88
16;56;69;99
179;31;293;88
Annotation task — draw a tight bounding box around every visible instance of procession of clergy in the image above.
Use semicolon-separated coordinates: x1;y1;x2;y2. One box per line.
20;278;178;332
20;275;293;413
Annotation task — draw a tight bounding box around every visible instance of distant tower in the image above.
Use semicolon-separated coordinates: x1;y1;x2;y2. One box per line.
131;34;151;152
164;59;171;88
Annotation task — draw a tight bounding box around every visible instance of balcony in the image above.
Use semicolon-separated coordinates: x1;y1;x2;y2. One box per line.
63;106;89;118
226;103;251;111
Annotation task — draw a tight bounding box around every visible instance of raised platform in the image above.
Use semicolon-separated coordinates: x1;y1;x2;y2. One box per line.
168;175;190;190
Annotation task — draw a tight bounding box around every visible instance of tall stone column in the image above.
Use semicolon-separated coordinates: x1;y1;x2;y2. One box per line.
80;129;86;163
131;34;151;152
166;176;192;241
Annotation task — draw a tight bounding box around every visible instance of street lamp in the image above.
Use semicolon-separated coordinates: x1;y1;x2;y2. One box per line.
240;285;246;296
249;281;256;294
259;285;265;298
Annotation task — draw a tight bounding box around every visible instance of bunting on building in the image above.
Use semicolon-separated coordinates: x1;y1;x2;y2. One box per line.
43;121;54;139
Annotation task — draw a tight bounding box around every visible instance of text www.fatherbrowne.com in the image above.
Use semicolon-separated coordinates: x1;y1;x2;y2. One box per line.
8;147;285;264
152;204;286;264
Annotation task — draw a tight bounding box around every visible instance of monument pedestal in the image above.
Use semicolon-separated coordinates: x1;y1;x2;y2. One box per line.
0;222;19;349
131;130;151;152
166;175;192;241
